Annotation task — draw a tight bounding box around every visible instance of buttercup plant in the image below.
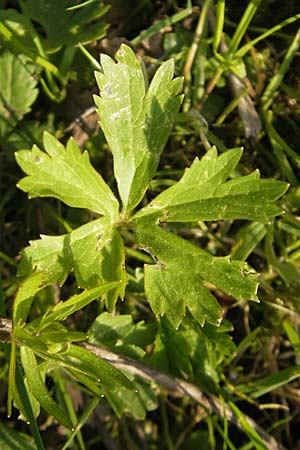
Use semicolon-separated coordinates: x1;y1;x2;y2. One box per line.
8;44;288;434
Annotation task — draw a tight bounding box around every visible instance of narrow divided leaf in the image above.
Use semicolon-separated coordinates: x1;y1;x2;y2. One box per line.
39;281;120;330
0;422;36;450
94;44;183;212
13;272;46;326
229;401;268;450
56;344;133;391
16;133;119;220
20;346;73;429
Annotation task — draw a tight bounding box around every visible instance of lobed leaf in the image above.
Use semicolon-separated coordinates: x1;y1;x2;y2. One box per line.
19;218;126;310
134;147;289;223
130;221;259;328
26;0;109;51
18;233;72;286
94;44;183;212
0;2;109;54
16;133;119;220
70;218;126;310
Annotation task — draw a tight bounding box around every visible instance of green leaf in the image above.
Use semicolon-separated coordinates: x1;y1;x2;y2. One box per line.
13;326;48;353
105;379;158;419
0;13;60;75
16;133;119;220
130;222;259;328
283;320;300;354
38;282;120;331
0;2;109;54
134;147;289;223
20;346;73;429
64;368;104;398
71;218;126;310
88;313;134;346
228;401;268;450
150;318;193;377
88;313;156;358
18;233;72;285
128;147;287;326
25;0;109;51
94;44;183;212
56;344;133;391
231;222;267;261
0;50;38;138
38;322;86;346
0;421;36;450
150;318;235;389
19;218;126;310
237;365;300;398
13;272;47;326
11;361;45;450
14;360;47;423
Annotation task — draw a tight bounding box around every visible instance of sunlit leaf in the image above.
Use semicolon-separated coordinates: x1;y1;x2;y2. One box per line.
19;218;126;309
16;133;119;220
131;220;259;328
134;147;288;223
38;282;120;331
94;44;183;212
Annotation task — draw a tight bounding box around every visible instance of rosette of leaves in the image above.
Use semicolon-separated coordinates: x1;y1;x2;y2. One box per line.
11;44;288;431
16;44;288;330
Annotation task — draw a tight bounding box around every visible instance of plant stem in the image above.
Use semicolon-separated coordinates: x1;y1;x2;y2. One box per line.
183;0;212;80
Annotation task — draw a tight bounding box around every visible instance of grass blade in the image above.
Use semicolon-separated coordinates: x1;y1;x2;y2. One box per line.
262;26;300;111
228;0;262;54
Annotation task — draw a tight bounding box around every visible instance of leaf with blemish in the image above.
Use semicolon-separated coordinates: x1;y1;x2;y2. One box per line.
94;44;183;212
16;133;119;220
